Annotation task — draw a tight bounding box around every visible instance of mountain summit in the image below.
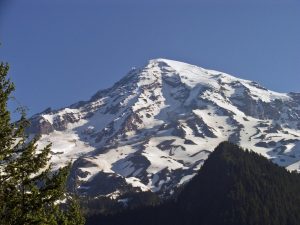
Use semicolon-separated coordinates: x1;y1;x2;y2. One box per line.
28;59;300;197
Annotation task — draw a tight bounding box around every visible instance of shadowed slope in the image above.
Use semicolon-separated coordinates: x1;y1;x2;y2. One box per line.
87;142;300;225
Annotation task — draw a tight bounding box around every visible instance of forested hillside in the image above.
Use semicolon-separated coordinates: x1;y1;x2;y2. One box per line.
86;142;300;225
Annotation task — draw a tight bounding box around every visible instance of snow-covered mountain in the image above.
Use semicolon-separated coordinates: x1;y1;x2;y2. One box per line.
29;59;300;197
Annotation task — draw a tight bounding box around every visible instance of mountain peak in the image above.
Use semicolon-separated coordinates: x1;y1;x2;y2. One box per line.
148;58;191;66
146;58;206;74
148;57;181;64
29;59;300;198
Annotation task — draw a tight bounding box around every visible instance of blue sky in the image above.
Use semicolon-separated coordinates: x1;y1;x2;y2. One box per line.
0;0;299;117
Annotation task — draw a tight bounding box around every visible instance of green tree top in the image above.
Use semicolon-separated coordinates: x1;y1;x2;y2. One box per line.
0;62;85;225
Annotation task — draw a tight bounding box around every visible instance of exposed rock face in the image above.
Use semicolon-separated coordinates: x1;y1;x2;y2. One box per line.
29;58;300;198
28;116;54;134
186;115;217;138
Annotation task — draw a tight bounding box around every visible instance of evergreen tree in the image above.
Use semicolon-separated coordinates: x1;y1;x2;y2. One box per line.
0;62;85;225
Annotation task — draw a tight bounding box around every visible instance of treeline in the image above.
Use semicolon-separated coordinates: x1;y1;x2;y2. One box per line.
86;142;300;225
81;191;160;216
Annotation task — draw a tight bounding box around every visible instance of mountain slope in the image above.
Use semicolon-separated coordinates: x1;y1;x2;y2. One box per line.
87;142;300;225
29;58;300;197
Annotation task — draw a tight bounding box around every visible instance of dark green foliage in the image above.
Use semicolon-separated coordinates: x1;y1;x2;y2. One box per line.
178;142;300;225
88;142;300;225
118;191;161;209
0;63;84;225
81;191;160;217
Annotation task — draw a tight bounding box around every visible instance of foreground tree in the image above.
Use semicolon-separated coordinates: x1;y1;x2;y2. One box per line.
0;62;85;225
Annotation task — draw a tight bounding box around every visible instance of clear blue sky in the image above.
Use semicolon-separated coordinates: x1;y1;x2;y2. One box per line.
0;0;299;117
